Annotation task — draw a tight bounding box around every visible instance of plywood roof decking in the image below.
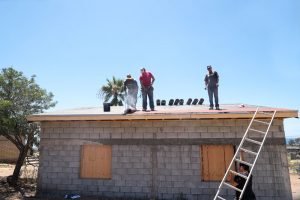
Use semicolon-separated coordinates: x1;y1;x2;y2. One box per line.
27;104;298;122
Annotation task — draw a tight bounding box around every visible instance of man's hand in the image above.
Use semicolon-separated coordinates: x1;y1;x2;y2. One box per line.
216;83;219;87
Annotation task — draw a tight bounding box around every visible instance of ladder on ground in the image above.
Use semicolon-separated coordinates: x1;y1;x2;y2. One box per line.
214;107;276;200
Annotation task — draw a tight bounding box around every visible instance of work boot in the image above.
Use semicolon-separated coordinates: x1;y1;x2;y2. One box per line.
216;107;220;110
209;107;213;110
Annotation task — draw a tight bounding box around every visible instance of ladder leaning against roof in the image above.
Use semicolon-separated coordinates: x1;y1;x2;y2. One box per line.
213;107;276;200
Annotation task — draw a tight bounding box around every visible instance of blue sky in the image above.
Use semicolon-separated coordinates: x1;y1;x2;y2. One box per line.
0;0;299;137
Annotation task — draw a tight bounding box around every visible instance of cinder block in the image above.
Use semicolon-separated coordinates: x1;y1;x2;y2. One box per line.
137;121;154;127
79;122;91;128
99;132;111;139
182;121;200;127
172;187;190;194
188;132;201;138
173;181;185;187
89;132;100;139
111;132;122;139
207;127;220;132
143;132;153;139
220;126;231;133
200;132;211;138
124;127;135;133
223;119;236;126
142;187;151;193
125;180;137;187
156;132;166;139
119;121;132;127
136;127;158;133
210;132;224;138
110;122;121;127
177;132;187;138
162;193;174;199
41;132;49;139
182;169;193;176
132;133;143;139
114;180;126;187
50;132;60;139
131;186;143;193
133;162;143;169
96;122;112;127
152;121;166;127
272;131;284;138
166;132;178;138
163;127;185;133
122;132;132;139
79;133;89;139
93;127;104;134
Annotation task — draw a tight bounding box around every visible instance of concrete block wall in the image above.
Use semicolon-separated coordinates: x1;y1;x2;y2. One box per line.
37;119;292;200
0;136;19;162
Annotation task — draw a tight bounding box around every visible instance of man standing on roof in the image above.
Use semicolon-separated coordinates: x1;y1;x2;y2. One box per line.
204;65;220;110
139;67;155;111
124;74;138;112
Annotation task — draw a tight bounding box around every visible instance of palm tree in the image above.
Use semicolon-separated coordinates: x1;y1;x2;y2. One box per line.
99;76;124;106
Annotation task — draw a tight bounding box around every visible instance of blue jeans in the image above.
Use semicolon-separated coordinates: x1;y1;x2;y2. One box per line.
142;86;154;110
208;86;219;108
126;90;138;110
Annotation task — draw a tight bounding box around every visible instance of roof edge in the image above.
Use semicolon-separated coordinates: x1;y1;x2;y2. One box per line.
27;110;298;122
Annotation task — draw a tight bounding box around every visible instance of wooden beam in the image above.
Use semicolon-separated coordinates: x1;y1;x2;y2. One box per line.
27;110;298;122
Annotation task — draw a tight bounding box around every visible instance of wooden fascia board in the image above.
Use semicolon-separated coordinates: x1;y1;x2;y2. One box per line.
27;111;298;122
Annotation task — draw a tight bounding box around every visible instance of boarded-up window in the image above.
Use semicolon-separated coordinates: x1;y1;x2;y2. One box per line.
201;145;234;181
80;145;112;179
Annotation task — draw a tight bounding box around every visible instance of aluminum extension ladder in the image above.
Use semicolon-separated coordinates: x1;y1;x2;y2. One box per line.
214;107;276;200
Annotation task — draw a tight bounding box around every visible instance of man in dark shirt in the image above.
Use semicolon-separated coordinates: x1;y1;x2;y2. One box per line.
204;65;219;110
139;68;155;111
234;164;256;200
124;74;138;112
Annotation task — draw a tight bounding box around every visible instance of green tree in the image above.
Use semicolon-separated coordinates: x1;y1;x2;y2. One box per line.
0;67;56;185
99;76;124;106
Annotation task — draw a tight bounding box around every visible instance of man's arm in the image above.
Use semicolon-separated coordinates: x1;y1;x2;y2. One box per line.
215;71;219;84
151;74;155;85
140;79;144;90
204;75;208;89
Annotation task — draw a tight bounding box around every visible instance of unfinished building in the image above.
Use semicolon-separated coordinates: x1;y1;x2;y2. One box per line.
28;104;298;200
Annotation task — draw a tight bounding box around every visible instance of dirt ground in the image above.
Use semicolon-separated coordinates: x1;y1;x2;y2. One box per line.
1;164;300;200
291;173;300;200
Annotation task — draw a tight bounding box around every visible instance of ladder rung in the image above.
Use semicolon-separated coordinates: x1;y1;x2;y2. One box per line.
230;170;248;179
245;137;262;145
240;147;258;156
259;112;274;116
253;119;270;125
249;128;266;135
217;195;226;200
223;182;242;193
235;158;253;167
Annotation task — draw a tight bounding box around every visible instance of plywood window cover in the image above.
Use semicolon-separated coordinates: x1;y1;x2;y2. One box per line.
201;144;234;182
80;144;112;179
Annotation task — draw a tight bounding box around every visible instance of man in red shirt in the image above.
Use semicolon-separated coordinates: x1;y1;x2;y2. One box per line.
139;68;155;111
